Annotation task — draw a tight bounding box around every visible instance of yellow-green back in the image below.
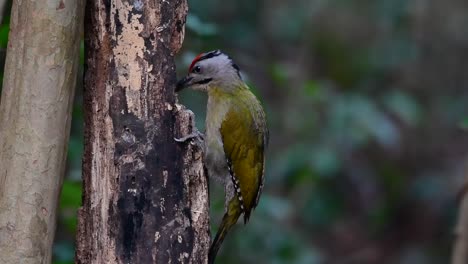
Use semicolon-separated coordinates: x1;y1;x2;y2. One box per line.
219;86;268;222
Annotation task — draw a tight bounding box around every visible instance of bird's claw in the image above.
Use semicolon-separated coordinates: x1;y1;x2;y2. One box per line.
174;130;205;148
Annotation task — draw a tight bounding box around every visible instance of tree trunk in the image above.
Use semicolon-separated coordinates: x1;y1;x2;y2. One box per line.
0;1;84;263
75;1;210;263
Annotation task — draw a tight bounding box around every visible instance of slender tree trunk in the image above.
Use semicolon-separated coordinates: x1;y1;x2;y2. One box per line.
75;1;210;263
0;1;84;263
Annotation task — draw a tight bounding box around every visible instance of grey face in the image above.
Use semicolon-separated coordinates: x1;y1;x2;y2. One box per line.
176;50;242;92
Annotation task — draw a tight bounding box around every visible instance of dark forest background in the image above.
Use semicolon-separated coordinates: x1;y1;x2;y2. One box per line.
1;0;467;263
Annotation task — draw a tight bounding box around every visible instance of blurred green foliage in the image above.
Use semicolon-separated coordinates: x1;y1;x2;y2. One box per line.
0;0;466;264
175;1;467;263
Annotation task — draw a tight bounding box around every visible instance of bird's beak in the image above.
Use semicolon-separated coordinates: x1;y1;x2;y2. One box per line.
176;76;193;92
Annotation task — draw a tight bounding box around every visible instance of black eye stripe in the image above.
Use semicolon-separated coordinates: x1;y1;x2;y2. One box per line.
194;78;212;85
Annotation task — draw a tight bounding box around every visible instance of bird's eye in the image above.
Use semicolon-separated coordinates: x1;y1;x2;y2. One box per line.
192;66;201;73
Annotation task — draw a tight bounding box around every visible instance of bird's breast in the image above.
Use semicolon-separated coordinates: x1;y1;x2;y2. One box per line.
204;94;231;182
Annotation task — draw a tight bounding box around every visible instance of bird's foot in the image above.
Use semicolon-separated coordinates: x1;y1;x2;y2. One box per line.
174;130;205;148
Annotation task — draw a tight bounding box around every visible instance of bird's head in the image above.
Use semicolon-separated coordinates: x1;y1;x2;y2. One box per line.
176;50;242;93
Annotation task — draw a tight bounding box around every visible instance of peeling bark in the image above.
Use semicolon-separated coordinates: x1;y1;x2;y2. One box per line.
0;0;84;263
75;1;210;263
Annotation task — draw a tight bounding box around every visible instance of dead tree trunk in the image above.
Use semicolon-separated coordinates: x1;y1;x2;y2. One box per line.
0;0;84;263
75;1;210;263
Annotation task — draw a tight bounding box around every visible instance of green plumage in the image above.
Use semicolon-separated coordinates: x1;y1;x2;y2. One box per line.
220;87;267;221
208;85;268;264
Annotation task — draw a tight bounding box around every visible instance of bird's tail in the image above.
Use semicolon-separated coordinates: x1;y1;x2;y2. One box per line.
208;197;242;264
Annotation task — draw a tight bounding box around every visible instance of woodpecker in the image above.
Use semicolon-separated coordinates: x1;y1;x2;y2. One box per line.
176;50;268;264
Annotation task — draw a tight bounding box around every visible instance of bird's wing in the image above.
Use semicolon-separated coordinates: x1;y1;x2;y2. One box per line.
220;96;267;222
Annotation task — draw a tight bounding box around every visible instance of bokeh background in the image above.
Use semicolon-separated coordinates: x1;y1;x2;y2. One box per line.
1;0;468;263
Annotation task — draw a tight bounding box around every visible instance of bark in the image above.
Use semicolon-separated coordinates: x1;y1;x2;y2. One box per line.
75;1;210;263
0;1;84;264
452;163;468;264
